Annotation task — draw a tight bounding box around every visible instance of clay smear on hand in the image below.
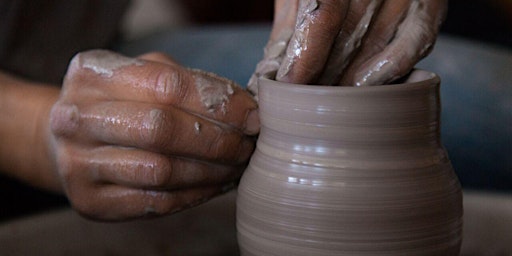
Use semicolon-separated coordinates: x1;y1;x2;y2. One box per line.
194;121;201;134
318;0;383;85
247;0;299;97
247;28;293;98
277;0;319;80
191;69;236;114
80;50;144;77
354;0;439;86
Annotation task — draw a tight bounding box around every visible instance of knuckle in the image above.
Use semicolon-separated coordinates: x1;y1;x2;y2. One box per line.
63;51;98;89
49;103;80;136
66;52;83;76
67;49;137;81
151;67;186;105
65;51;88;80
139;109;174;149
369;34;392;53
145;157;173;187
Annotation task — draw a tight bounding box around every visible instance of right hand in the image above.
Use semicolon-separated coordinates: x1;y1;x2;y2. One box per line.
248;0;447;93
49;50;259;221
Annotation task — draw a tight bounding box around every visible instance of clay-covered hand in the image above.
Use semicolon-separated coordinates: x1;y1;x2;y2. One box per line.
248;0;447;92
49;50;259;221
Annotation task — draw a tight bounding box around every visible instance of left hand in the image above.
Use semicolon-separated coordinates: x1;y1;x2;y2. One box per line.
248;0;447;92
49;50;259;221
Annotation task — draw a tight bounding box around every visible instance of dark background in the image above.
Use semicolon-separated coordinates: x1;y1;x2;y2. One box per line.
180;0;512;49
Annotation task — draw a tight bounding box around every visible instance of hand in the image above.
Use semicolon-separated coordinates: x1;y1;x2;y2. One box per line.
49;50;259;221
248;0;447;92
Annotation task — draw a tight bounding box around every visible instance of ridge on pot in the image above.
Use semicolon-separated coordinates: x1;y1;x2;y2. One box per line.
236;69;463;256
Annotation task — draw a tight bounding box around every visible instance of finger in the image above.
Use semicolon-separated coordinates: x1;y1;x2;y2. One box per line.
350;0;447;86
54;142;232;221
276;0;350;84
137;51;179;65
247;0;299;95
84;146;244;189
64;50;259;135
338;0;411;86
317;0;384;85
50;101;256;164
73;184;228;221
270;0;300;41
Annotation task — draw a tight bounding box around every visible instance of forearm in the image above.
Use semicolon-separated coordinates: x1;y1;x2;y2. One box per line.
0;71;62;192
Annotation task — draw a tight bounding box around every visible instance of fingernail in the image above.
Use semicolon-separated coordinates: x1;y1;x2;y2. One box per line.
50;104;80;136
244;109;260;135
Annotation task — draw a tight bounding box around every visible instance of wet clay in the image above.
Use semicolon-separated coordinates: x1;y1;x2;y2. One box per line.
194;121;201;134
190;69;236;114
247;0;299;96
79;50;144;77
237;70;463;256
247;28;293;97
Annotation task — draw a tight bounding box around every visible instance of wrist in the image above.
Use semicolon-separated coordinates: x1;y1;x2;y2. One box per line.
0;72;62;192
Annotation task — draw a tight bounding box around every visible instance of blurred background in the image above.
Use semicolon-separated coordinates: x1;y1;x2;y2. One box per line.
1;0;511;221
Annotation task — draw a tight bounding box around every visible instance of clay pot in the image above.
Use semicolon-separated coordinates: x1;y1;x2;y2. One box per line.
236;70;463;255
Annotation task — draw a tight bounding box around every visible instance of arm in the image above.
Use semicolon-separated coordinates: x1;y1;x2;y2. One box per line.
248;0;448;91
0;72;62;192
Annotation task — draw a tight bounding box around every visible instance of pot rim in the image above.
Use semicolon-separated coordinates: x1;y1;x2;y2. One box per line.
258;69;439;96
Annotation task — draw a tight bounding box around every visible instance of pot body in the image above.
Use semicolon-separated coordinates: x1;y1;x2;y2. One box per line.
236;70;463;256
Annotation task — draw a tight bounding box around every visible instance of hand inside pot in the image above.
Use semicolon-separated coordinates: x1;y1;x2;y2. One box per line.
248;0;447;93
49;50;259;221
